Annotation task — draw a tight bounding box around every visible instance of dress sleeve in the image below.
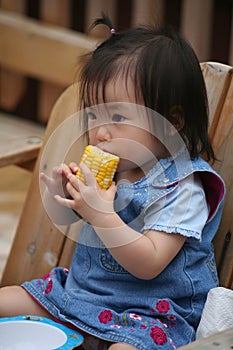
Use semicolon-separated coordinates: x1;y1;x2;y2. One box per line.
143;173;209;240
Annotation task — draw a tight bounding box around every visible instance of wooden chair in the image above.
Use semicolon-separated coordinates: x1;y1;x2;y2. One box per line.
0;62;233;349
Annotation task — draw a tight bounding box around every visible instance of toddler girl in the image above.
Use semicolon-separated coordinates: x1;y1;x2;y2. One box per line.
0;16;225;350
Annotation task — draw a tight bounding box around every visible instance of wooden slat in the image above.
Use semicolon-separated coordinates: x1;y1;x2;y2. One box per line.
40;0;70;27
0;113;44;168
0;84;84;286
46;84;87;269
38;0;71;123
0;0;26;111
201;62;232;136
200;62;233;288
212;71;233;287
0;67;26;110
38;83;65;124
181;0;213;62
211;70;233;154
230;10;233;66
0;0;25;12
0;10;97;86
178;327;233;350
131;0;164;26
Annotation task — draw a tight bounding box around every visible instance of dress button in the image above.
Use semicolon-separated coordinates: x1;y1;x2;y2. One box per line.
163;177;170;183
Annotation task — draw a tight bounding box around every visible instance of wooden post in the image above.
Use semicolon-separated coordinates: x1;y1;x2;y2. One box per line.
0;0;26;111
131;0;164;26
181;0;214;61
38;0;70;124
229;9;233;65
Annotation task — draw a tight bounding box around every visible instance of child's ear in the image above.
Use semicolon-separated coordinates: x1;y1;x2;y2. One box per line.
168;106;184;133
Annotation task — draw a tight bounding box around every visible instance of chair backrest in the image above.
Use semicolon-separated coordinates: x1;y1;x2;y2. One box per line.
201;62;233;288
1;62;233;289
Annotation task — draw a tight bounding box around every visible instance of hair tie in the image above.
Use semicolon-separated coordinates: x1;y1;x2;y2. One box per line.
92;13;116;37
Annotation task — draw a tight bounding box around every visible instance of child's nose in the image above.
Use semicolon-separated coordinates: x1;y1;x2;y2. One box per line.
96;125;111;141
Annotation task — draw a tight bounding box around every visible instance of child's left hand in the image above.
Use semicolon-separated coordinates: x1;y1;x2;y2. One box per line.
54;163;117;224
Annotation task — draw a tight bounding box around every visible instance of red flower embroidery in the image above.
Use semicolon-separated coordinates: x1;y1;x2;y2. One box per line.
167;314;176;320
45;279;53;294
42;273;51;281
98;310;113;324
140;325;147;330
150;326;167;345
130;313;142;320
156;300;170;313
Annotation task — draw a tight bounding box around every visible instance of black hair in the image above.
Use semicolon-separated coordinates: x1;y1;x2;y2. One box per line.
79;15;214;161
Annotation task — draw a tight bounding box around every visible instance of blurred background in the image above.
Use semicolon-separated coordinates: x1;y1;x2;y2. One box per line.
0;0;232;125
0;0;232;279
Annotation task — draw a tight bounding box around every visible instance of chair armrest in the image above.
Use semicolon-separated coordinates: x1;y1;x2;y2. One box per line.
178;327;233;349
0;113;45;170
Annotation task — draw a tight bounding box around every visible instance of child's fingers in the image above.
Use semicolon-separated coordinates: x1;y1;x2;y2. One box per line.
51;165;62;178
69;162;79;174
60;163;73;177
40;172;50;186
66;175;81;196
79;163;97;187
54;195;73;208
108;181;117;195
50;164;67;179
50;163;73;181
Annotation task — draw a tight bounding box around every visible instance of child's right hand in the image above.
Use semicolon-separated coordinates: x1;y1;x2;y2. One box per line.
40;162;79;198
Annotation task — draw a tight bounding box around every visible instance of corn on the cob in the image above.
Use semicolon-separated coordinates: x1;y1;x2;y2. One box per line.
76;145;119;189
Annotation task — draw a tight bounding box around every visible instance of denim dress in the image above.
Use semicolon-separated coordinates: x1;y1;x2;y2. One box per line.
22;151;225;350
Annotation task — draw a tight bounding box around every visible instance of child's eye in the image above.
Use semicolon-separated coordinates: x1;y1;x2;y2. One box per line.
112;114;126;122
86;112;97;121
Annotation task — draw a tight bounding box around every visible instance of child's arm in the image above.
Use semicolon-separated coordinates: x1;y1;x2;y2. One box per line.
54;163;186;279
95;218;186;280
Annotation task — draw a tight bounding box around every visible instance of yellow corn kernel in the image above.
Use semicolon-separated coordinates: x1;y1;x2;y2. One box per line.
76;145;119;189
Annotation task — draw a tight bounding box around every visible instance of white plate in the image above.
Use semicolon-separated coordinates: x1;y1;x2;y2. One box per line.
0;315;83;350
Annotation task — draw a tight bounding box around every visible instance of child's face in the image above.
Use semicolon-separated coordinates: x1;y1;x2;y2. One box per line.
86;77;169;176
